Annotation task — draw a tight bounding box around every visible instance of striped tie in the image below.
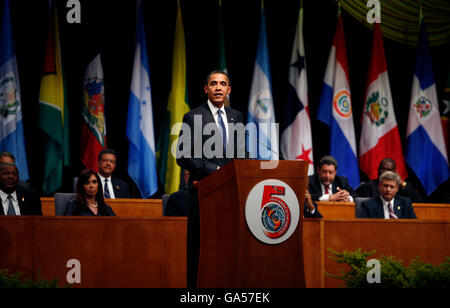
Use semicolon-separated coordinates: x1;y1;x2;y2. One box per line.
388;203;398;219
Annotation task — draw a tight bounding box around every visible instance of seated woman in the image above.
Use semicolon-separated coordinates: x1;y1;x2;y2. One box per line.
64;169;116;216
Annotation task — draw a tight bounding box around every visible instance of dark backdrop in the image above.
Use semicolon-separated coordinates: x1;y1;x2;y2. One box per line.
6;0;450;200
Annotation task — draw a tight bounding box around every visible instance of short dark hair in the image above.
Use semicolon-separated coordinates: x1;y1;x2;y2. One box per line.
318;155;338;170
0;151;15;162
378;158;396;170
205;70;231;86
98;149;117;162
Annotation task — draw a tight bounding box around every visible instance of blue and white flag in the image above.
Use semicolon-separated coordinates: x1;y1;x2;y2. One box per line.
281;7;314;175
317;15;359;188
406;20;449;196
0;0;29;180
247;9;278;160
126;2;158;198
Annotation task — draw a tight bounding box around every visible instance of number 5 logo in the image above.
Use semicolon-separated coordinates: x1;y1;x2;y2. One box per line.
246;180;300;245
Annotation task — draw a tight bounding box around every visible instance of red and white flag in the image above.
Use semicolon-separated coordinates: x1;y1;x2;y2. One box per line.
359;24;407;180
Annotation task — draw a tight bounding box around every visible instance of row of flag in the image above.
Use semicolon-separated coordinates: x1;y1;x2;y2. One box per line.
257;7;449;196
0;1;448;197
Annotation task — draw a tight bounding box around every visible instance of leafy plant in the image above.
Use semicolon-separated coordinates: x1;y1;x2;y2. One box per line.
0;269;69;288
326;248;450;288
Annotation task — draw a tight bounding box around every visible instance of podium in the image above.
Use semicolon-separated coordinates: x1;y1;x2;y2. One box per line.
196;160;309;288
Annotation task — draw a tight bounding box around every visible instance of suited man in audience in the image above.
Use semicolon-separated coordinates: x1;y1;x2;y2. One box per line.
359;171;417;219
165;169;191;217
0;162;42;216
308;155;355;202
355;157;423;203
97;149;130;199
0;151;30;189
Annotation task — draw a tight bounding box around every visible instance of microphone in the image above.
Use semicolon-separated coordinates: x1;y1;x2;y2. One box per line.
245;130;284;160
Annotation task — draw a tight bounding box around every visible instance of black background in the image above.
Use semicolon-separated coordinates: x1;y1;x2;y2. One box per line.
5;0;450;200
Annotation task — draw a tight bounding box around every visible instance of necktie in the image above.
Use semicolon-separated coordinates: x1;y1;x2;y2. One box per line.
7;195;16;216
104;179;111;199
217;110;227;151
325;185;330;195
388;203;398;219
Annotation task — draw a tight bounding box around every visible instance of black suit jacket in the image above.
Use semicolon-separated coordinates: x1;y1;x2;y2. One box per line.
359;195;417;219
111;177;131;198
0;186;42;216
177;103;246;182
308;173;355;201
355;179;424;203
166;188;190;216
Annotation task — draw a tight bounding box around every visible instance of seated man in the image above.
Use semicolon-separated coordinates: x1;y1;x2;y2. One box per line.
0;151;30;189
165;169;191;216
359;171;417;219
355;158;423;203
0;162;42;216
97;149;130;199
308;155;354;202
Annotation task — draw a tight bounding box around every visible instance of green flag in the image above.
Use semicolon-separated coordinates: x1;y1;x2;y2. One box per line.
37;3;70;194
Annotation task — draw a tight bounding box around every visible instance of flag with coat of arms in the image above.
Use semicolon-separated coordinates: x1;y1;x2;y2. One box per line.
80;54;107;172
0;0;29;180
406;19;449;196
247;7;278;160
359;23;407;181
317;15;359;188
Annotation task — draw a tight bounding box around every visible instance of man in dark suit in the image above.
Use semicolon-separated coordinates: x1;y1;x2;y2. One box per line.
97;149;130;199
355;157;424;203
165;169;190;216
176;70;246;287
308;155;355;202
359;171;417;219
0;162;41;216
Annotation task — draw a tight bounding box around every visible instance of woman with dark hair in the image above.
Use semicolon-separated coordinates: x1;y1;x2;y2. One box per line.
64;169;116;216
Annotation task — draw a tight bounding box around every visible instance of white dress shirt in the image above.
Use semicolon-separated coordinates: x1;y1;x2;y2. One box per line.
318;183;353;202
98;173;116;199
380;196;395;219
0;189;20;215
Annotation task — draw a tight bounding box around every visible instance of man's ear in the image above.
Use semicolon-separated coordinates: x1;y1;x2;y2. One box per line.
227;86;231;95
204;85;208;94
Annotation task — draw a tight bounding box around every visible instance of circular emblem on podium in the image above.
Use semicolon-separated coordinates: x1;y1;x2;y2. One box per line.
245;179;300;245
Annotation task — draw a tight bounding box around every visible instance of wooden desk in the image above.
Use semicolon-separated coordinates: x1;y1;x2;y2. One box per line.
303;219;450;288
316;201;450;220
1;216;448;288
40;198;163;217
0;216;187;288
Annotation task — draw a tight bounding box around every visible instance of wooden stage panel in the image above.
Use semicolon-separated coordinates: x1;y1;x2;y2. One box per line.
316;201;450;220
303;219;450;288
0;216;187;288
